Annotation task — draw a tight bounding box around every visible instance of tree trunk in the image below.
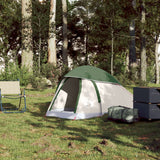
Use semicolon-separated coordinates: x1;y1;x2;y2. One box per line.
62;0;68;66
140;0;147;82
129;20;136;67
21;0;33;72
129;0;136;68
125;51;129;73
38;17;41;74
84;34;88;64
48;0;57;66
155;37;160;84
111;19;114;75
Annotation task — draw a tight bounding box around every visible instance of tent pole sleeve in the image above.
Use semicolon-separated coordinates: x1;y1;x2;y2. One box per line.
74;79;82;113
91;80;101;103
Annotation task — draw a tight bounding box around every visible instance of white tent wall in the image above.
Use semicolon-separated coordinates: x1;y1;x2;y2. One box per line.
46;78;133;119
76;79;102;119
96;82;133;114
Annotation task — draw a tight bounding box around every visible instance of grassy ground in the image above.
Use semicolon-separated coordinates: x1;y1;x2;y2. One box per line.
0;87;159;160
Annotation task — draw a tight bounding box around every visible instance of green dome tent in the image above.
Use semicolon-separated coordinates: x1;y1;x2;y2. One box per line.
64;65;120;84
46;65;133;119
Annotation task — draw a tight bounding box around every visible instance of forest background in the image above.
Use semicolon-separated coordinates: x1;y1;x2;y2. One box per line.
1;0;160;88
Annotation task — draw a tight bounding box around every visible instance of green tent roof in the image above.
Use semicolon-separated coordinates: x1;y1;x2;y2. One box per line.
64;65;120;84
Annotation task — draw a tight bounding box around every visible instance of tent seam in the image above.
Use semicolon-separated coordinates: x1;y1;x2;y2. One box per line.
91;80;101;103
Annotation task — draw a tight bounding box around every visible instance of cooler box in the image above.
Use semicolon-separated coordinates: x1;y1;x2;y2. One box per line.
134;102;160;119
133;87;160;103
133;87;160;119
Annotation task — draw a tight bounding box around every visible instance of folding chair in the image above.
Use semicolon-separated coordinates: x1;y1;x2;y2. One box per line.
0;81;26;113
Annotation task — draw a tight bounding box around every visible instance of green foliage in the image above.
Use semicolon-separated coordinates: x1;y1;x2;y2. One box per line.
114;53;127;75
30;63;61;89
1;0;160;86
0;1;21;58
32;0;50;65
58;64;71;81
146;65;155;83
116;73;131;86
0;63;31;86
29;76;48;89
41;63;58;79
116;64;148;86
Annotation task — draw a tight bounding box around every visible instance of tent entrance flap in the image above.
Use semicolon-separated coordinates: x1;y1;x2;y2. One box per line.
61;78;80;112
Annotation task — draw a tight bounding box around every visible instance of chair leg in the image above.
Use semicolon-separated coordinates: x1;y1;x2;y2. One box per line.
0;89;3;111
23;89;26;112
18;97;22;110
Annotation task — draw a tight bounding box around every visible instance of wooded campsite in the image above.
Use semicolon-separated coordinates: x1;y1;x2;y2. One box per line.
0;0;160;159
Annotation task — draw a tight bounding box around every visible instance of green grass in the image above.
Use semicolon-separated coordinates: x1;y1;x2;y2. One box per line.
0;87;159;160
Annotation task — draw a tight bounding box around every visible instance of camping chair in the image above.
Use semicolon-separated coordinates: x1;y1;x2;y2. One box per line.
0;81;26;113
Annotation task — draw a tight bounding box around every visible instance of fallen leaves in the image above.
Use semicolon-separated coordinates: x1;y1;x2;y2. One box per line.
137;136;149;140
94;145;105;155
68;142;76;148
99;139;108;146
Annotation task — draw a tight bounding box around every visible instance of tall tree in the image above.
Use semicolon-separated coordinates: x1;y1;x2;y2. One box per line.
145;0;160;84
48;0;57;66
111;19;114;75
86;0;134;73
155;37;160;84
140;0;147;81
32;0;50;72
62;0;68;66
0;1;21;68
21;0;33;72
129;0;136;69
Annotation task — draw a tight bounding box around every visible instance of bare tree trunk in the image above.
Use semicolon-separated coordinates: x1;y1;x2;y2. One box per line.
84;33;88;64
155;37;160;84
129;0;136;68
21;0;33;72
84;2;89;65
140;0;147;82
62;0;68;66
38;18;41;74
48;0;57;66
111;19;114;75
125;51;129;73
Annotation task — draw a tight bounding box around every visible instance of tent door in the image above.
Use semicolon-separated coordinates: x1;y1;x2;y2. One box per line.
61;78;80;112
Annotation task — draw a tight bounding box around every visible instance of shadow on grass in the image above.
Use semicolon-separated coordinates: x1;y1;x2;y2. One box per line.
27;101;160;155
27;102;97;142
99;117;160;155
0;103;19;111
28;102;50;116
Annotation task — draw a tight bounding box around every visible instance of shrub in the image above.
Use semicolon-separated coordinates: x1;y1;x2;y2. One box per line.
29;76;50;89
41;63;60;87
0;62;31;86
29;63;61;89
